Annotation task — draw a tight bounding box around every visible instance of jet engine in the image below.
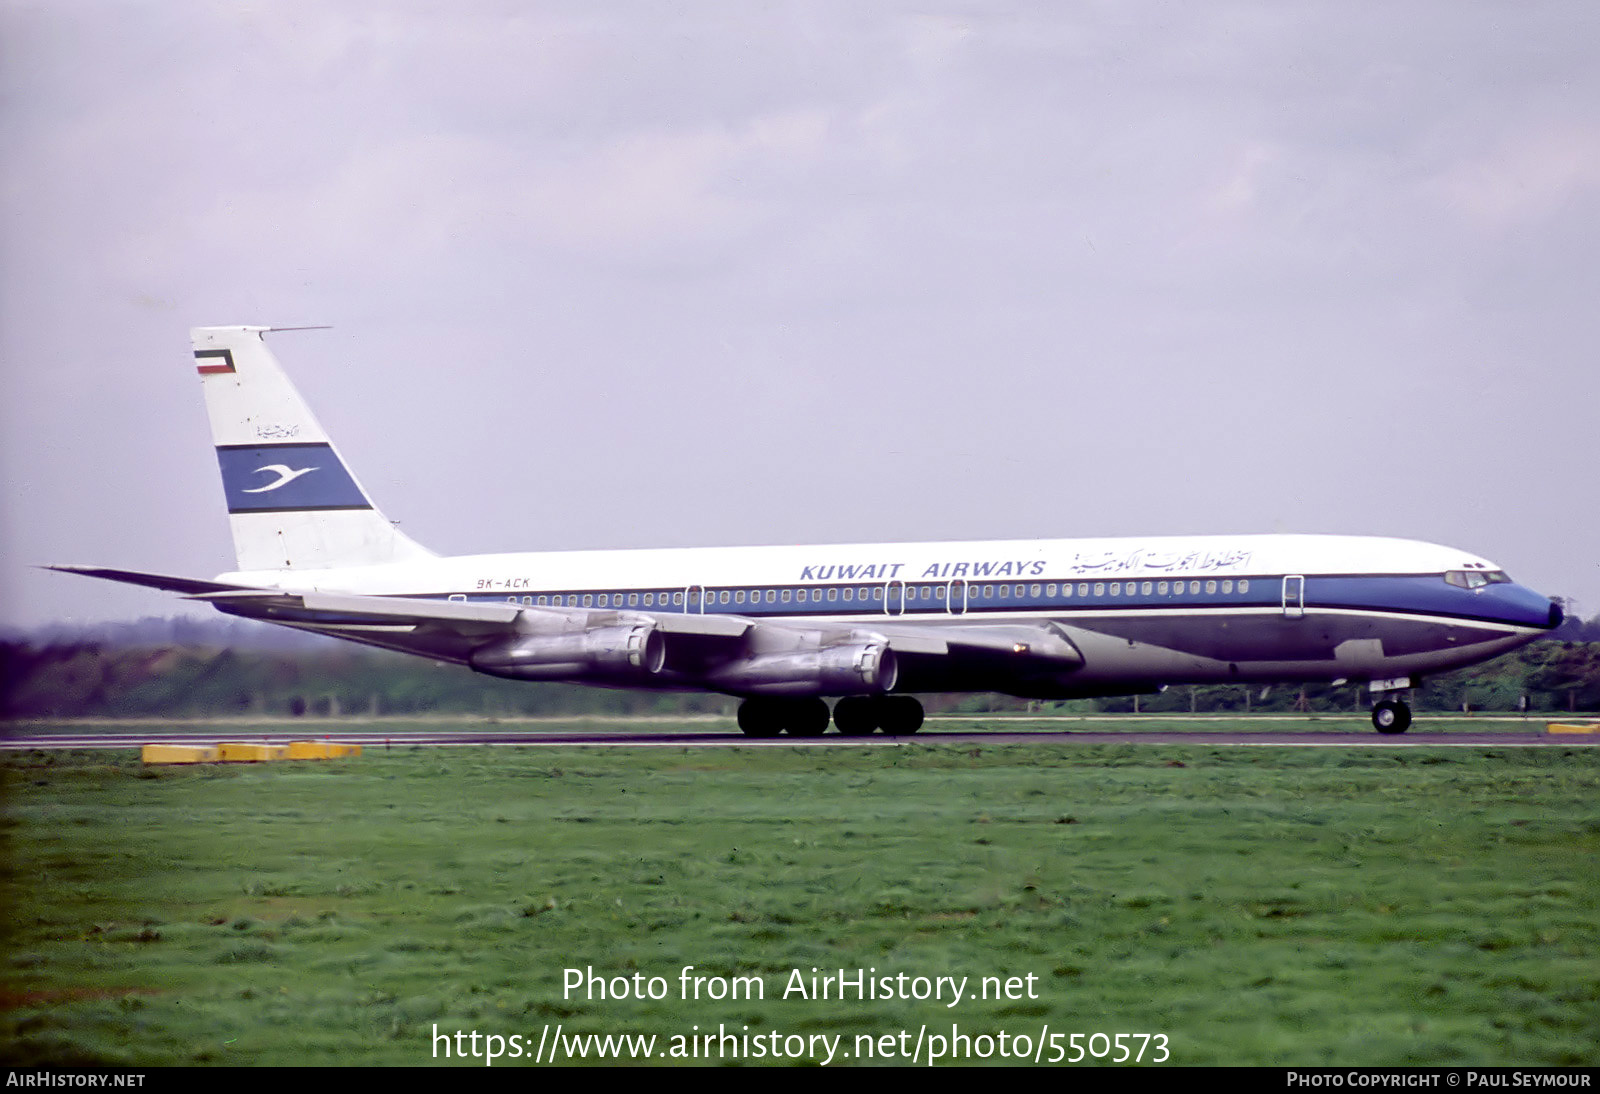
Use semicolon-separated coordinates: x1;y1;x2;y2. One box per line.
707;642;897;696
469;624;666;682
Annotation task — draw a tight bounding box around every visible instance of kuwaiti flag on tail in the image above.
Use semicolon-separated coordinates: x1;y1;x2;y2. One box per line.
195;347;236;374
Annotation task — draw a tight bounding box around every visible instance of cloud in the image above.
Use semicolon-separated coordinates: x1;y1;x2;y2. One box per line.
1433;123;1600;232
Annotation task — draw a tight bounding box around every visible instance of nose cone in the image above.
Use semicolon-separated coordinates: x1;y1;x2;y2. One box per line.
1481;582;1566;630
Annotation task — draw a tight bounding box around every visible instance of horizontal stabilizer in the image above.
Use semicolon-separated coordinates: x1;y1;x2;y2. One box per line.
44;565;256;597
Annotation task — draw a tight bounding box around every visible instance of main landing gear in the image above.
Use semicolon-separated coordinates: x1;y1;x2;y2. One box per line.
736;695;924;737
1371;698;1413;734
833;695;924;736
735;697;830;738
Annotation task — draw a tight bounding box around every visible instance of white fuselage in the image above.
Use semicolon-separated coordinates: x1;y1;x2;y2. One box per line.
218;532;1558;698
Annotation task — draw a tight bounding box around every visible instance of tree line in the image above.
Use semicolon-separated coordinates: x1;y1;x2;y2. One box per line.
3;613;1596;719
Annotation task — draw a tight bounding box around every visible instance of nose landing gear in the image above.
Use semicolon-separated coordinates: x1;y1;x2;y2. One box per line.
1371;697;1412;734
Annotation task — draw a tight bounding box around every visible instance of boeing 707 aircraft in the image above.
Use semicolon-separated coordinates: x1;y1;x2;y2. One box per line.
53;326;1564;735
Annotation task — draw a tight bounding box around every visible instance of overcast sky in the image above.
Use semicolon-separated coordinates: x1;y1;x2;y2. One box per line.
3;1;1597;630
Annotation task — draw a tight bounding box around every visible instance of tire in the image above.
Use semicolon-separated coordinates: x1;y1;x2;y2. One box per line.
737;699;782;737
877;696;924;735
784;697;831;737
1372;699;1412;734
832;696;877;736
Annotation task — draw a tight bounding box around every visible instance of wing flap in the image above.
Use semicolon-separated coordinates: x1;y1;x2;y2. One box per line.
942;623;1084;666
653;613;751;638
295;591;521;626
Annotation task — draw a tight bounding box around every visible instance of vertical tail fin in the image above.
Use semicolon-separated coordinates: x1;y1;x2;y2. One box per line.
193;326;434;572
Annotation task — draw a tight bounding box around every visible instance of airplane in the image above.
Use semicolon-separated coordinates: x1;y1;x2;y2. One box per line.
52;326;1565;736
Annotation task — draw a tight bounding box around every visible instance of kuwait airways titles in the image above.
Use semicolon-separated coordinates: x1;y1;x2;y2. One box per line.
469;551;1246;589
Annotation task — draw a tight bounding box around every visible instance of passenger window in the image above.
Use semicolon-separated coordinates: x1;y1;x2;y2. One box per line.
781;588;791;602
827;588;837;601
1046;583;1057;596
843;587;854;601
999;585;1009;598
1189;581;1200;594
1093;583;1104;597
673;592;684;605
1141;582;1153;595
1222;581;1232;594
1239;580;1250;594
1205;581;1217;595
582;594;593;607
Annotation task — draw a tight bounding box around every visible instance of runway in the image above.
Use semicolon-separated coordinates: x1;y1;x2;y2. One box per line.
4;722;1594;750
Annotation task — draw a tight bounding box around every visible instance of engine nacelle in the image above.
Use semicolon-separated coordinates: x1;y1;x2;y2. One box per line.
708;642;897;696
469;624;666;682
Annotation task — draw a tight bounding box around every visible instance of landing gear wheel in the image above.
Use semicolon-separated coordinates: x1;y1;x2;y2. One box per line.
876;695;924;735
784;697;831;737
832;696;877;736
1372;699;1412;734
737;699;782;737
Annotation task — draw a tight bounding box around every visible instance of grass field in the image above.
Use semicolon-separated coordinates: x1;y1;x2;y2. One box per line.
2;722;1597;1066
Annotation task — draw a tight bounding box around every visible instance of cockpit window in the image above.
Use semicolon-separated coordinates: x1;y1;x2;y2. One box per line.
1445;570;1511;589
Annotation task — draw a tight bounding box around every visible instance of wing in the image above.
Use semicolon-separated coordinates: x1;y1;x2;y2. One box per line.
48;565;1085;697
